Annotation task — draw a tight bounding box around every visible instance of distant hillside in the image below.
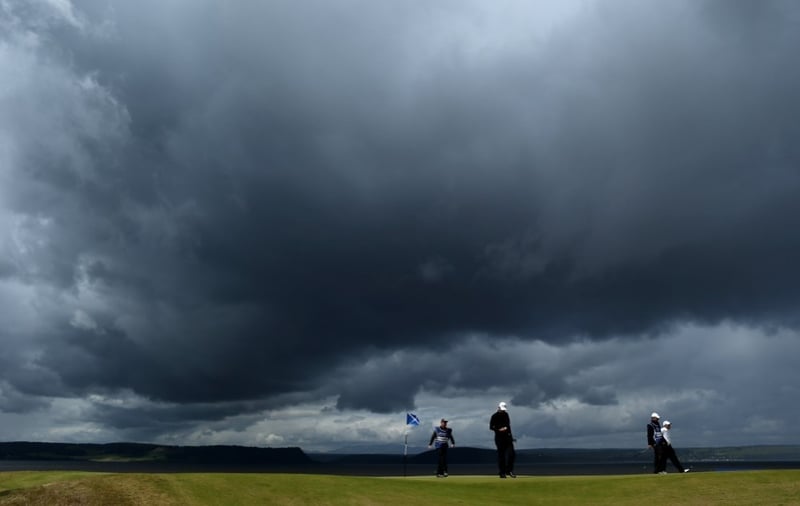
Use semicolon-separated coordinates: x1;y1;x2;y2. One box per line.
3;442;799;470
0;442;311;467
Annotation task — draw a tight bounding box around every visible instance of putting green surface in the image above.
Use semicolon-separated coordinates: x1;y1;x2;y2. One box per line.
1;470;799;505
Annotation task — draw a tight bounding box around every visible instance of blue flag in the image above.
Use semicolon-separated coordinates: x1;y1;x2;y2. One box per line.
406;413;420;427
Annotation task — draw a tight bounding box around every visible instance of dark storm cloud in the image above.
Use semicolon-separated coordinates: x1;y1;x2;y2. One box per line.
2;0;800;429
0;382;49;414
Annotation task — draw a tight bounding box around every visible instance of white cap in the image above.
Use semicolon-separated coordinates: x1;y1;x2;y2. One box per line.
651;412;660;419
498;402;508;411
662;420;671;426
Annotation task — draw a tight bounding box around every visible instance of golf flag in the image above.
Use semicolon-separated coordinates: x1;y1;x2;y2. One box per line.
406;413;420;427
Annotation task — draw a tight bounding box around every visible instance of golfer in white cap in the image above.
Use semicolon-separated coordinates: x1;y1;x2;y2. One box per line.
647;412;667;474
489;402;516;478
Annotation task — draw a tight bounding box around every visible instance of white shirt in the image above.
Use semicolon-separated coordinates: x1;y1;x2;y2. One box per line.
662;426;673;446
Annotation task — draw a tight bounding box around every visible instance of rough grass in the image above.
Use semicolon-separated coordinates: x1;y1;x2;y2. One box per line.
1;470;799;505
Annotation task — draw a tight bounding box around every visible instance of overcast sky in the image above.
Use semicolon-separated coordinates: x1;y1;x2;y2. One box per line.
2;0;800;453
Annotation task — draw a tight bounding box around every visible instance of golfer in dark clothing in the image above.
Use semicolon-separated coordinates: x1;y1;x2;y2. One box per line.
647;412;667;474
489;402;516;478
429;418;455;477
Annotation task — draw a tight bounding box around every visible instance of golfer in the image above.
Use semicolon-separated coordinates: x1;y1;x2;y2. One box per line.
429;418;455;477
647;412;667;474
490;402;516;478
662;420;690;473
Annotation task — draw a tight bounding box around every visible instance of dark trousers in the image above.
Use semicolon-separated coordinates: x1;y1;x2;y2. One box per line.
495;437;515;475
436;446;449;475
653;443;667;473
665;445;685;472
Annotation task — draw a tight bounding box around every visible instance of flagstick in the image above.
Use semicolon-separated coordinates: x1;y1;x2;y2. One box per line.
403;432;408;477
403;413;419;477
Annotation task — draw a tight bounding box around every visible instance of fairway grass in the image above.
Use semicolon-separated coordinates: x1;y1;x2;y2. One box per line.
1;470;799;505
